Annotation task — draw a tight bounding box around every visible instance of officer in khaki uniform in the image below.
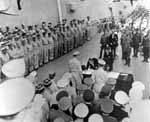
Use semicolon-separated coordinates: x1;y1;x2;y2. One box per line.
72;22;78;48
66;26;72;52
74;22;80;47
42;32;49;64
32;35;40;69
77;20;83;46
15;40;25;58
26;35;34;72
68;51;83;88
62;26;68;54
36;34;44;66
70;21;75;50
47;32;54;61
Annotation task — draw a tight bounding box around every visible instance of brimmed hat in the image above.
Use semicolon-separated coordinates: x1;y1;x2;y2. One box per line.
43;79;52;87
83;89;95;103
0;46;8;51
62;72;72;80
83;78;93;86
100;99;114;114
0;78;35;116
129;87;143;101
49;72;56;79
98;59;106;66
122;117;130;122
2;58;25;78
29;71;37;78
115;91;129;105
57;78;70;88
74;103;89;118
56;90;69;102
35;83;45;93
88;114;103;122
132;81;145;91
73;51;80;56
99;84;112;98
106;78;116;85
58;97;72;111
82;70;92;77
53;117;65;122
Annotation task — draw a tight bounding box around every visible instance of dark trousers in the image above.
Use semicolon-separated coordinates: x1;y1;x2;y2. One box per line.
100;46;105;58
124;52;131;66
133;47;139;57
111;47;116;57
121;47;125;59
143;47;149;61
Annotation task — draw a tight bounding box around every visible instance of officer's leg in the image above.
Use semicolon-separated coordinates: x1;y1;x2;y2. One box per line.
133;47;136;57
99;46;104;58
114;47;116;57
135;47;138;57
124;52;127;65
145;47;149;62
143;48;146;61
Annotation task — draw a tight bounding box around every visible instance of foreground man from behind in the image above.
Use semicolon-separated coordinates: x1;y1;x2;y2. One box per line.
92;59;108;95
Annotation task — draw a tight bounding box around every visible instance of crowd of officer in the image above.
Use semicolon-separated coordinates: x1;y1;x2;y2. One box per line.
121;24;150;65
0;17;91;78
99;28;118;71
0;52;149;122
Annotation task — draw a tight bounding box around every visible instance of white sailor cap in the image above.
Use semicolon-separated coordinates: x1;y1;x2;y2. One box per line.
0;78;35;116
2;58;25;78
132;81;145;91
88;114;103;122
74;103;89;118
57;78;70;88
98;59;106;66
114;91;129;105
73;51;80;56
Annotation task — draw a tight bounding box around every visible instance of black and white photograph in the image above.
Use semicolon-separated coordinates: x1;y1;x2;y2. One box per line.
0;0;150;122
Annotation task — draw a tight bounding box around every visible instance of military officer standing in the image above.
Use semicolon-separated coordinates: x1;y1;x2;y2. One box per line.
47;32;54;61
68;51;83;88
36;34;44;66
42;32;49;64
32;35;40;69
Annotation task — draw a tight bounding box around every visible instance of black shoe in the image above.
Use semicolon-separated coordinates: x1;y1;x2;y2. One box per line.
135;56;138;58
142;60;146;62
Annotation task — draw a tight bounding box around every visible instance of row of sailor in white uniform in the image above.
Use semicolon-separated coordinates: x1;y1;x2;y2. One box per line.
0;18;92;78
